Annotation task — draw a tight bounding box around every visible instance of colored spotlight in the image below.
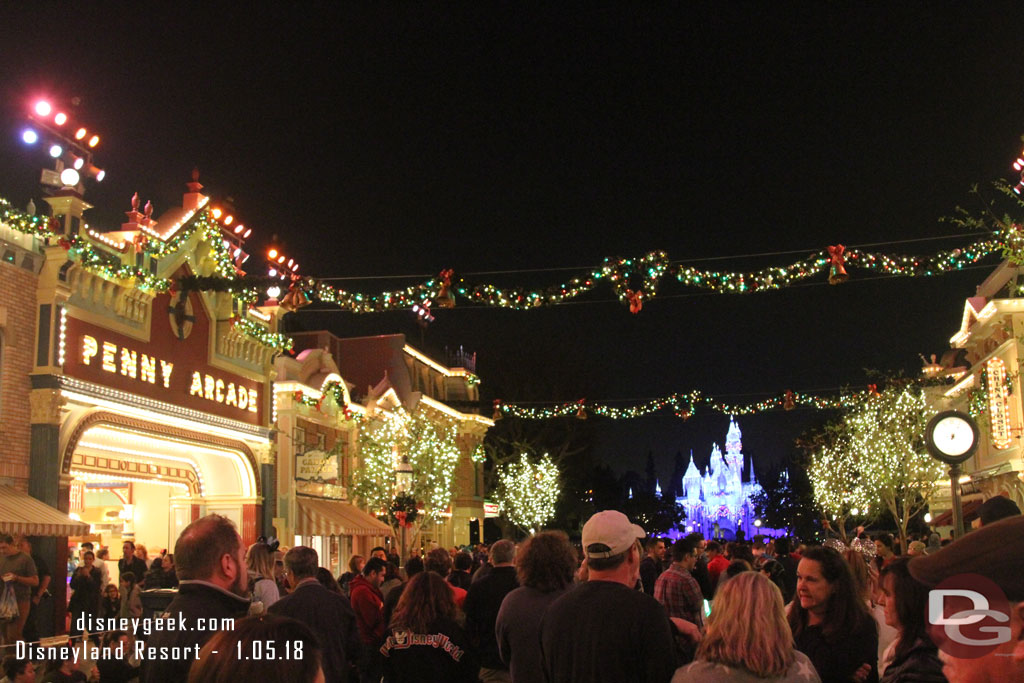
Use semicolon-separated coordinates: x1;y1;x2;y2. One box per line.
88;135;99;148
267;248;278;259
211;208;223;219
34;100;52;117
54;112;68;126
223;215;233;225
75;127;87;140
95;169;106;182
21;129;39;144
73;156;85;170
49;144;63;158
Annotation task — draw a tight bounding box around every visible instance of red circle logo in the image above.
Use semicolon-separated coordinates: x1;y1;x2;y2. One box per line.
927;573;1012;659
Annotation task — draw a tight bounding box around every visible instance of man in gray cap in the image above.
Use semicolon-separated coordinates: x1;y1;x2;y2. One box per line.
908;515;1024;682
539;510;676;682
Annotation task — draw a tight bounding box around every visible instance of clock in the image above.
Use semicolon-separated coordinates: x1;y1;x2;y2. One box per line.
925;410;980;465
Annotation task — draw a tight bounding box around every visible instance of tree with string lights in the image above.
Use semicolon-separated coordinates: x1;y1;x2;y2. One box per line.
350;407;462;549
808;384;943;548
494;453;561;535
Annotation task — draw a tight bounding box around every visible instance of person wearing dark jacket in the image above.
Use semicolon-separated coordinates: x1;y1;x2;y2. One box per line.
118;541;148;587
350;557;387;683
382;571;478;682
141;514;252;683
95;632;141;683
269;545;362;683
877;558;944;682
68;551;101;638
463;540;518;681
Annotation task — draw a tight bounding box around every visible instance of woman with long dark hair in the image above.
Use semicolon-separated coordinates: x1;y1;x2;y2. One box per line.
381;571;479;682
877;558;944;682
789;546;878;682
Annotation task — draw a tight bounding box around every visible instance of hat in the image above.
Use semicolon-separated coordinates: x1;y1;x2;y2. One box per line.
976;495;1021;526
582;510;645;559
909;515;1024;601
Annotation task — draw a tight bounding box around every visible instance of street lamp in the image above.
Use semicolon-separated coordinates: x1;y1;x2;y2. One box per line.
394;452;413;562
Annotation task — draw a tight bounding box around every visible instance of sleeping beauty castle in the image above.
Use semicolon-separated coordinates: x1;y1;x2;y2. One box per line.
676;417;772;540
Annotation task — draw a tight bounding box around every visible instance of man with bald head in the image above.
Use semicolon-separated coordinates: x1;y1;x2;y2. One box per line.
142;514;252;683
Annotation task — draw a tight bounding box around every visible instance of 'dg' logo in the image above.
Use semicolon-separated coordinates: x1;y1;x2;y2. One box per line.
927;573;1012;659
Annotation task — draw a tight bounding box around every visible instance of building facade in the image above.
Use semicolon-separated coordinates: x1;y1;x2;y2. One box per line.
926;261;1024;523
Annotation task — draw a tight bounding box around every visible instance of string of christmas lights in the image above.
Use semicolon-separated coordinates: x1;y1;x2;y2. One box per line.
496;386;884;420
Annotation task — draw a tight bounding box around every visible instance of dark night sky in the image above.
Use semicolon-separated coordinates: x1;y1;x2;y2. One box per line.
2;5;1023;482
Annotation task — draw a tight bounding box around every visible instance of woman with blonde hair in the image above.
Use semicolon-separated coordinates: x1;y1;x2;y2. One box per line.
673;571;820;682
246;541;281;609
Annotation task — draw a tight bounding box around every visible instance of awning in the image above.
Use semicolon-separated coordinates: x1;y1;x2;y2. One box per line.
930;498;983;527
0;486;90;536
296;497;393;537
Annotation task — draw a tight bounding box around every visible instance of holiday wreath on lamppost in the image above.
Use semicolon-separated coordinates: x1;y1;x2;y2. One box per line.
389;493;419;529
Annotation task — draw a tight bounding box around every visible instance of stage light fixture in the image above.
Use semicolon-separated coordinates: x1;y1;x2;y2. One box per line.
49;144;63;158
34;100;52;116
21;129;38;144
88;135;99;148
54;112;67;126
75;127;87;140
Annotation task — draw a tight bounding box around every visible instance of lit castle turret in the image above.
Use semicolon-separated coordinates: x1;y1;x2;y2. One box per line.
677;417;765;540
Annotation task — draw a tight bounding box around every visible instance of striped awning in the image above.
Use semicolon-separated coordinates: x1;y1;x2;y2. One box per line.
0;486;91;537
296;497;393;537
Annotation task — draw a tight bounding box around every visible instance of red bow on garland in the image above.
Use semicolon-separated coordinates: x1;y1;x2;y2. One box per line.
394;511;412;528
492;399;503;421
783;390;796;411
626;289;643;314
437;269;455;308
576;398;587;420
827;244;848;285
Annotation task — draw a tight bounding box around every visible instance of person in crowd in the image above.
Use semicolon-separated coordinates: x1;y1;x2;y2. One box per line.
789;546;878;683
142;514;253;683
68;550;102;639
843;548;897;665
383;556;422;626
774;537;798;603
246;540;281;609
539;510;677;682
873;534;896;569
38;652;85;683
95;631;140;683
906;541;926;556
118;541;147;585
16;537;48;645
448;551;473;591
134;543;150;569
874;558;944;682
350;556;387;683
189;613;324;683
380;561;403;598
93;547;110;589
464;539;518;682
706;541;729;589
685;533;714;600
909;514;1024;682
142;555;172;590
425;547;467;608
100;583;120;619
0;534;38;644
161;553;179;587
496;530;577;683
381;571;479;682
673;571;820;682
370;546;387;562
639;537;667;595
655;535;705;631
0;656;35;683
717;558;752;593
761;559;788;599
972;494;1020;528
315;567;343;594
269;546;361;683
339;554;364;597
118;571;142;619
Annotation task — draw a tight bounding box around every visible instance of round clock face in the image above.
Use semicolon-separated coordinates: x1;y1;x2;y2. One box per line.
925;410;979;465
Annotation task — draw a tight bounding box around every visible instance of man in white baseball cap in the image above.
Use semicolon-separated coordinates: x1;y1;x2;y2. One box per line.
539;510;676;682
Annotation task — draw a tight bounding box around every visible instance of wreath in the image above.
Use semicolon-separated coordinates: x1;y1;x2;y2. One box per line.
390;494;419;528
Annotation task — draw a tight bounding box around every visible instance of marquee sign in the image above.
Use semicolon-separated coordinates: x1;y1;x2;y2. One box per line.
63;289;264;426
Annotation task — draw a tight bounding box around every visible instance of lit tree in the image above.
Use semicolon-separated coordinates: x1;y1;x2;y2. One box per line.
351;407;462;544
495;453;560;534
809;385;943;548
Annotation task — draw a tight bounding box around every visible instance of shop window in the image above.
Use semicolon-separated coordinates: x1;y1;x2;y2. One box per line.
293;426;306;452
316;433;326;450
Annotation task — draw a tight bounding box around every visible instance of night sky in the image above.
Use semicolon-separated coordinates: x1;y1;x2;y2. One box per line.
2;5;1023;482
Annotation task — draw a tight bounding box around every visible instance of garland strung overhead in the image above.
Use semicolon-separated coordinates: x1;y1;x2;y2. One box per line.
494;384;887;420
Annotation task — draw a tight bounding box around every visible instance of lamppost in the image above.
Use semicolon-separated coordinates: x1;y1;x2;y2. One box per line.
394;453;413;563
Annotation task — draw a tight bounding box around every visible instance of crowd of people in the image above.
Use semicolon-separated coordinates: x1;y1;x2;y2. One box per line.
0;493;1021;682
